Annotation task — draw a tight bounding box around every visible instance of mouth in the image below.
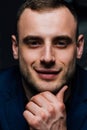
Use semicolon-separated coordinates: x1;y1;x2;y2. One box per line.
35;68;60;81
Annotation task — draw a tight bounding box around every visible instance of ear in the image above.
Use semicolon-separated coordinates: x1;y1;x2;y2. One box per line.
11;35;19;59
76;34;84;59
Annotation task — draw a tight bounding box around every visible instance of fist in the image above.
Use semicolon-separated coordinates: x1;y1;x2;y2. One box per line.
23;86;67;130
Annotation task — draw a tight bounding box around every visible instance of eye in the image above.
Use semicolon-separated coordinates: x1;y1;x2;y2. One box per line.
53;36;73;48
23;37;43;48
27;40;41;48
54;40;68;48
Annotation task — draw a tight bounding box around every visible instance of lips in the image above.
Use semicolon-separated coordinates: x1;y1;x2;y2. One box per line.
34;68;60;80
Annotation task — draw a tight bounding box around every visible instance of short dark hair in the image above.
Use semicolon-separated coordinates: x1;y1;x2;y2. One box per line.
14;0;78;41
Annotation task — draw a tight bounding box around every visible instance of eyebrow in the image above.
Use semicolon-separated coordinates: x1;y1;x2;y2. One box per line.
23;36;43;44
22;35;74;44
53;36;73;43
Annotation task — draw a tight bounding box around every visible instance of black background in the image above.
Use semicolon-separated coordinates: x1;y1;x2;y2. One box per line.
0;1;24;69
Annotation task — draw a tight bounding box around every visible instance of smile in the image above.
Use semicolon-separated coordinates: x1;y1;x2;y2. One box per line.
35;69;60;81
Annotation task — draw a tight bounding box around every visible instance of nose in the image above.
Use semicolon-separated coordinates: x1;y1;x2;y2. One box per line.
40;44;55;66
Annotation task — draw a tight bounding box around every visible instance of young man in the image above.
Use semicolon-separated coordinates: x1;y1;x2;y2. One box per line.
0;0;86;130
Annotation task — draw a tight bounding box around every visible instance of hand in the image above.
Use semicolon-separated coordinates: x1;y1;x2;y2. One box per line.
23;85;67;130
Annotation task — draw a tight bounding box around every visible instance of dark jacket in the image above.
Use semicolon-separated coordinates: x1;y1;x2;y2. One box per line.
0;65;87;130
0;66;29;130
67;66;87;130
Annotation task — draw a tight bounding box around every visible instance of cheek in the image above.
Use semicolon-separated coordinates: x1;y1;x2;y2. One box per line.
57;47;77;67
19;47;41;65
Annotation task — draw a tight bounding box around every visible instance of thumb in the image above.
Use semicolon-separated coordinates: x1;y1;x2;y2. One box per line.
56;85;68;102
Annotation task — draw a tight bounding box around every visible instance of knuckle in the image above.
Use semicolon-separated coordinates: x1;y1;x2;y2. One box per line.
32;118;41;127
25;103;30;109
25;101;32;109
56;102;66;114
23;110;27;117
56;102;65;110
48;105;55;113
31;95;37;101
40;111;47;120
58;102;65;111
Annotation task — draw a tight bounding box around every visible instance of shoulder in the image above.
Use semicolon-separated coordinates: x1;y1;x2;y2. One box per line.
0;66;22;102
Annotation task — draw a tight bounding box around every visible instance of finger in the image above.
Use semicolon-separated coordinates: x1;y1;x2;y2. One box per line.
40;91;58;103
23;110;35;125
26;101;41;115
23;110;39;129
25;100;48;118
56;85;68;102
30;94;50;109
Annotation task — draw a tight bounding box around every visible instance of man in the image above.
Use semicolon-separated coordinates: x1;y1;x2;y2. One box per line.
0;0;86;130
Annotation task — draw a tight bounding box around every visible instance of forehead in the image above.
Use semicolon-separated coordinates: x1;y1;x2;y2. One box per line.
17;7;77;38
20;6;76;19
18;6;76;23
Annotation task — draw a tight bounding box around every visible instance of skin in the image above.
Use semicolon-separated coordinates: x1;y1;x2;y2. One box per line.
24;85;67;130
12;7;84;130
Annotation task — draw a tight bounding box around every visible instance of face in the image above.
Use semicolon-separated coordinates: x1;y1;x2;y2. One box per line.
12;7;84;93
